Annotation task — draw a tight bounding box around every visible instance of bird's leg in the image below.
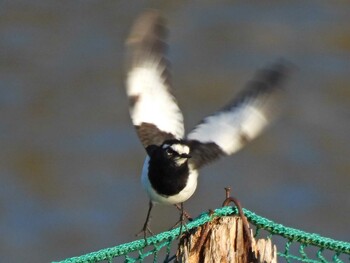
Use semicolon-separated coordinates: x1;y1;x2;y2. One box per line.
136;201;154;241
179;202;186;236
174;203;193;221
170;203;189;237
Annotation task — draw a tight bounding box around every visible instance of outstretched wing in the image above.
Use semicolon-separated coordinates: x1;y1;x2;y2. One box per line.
187;62;291;169
125;11;184;150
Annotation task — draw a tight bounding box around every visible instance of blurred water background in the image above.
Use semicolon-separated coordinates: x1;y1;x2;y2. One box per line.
1;1;349;262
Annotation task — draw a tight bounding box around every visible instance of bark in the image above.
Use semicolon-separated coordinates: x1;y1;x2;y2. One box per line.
176;216;277;263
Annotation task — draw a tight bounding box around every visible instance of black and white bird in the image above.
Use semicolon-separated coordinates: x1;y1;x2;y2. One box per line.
125;11;290;237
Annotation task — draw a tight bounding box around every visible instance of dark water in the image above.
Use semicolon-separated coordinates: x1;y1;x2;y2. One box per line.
1;1;349;262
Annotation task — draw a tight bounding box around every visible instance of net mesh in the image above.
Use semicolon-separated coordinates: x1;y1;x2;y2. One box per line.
53;206;350;263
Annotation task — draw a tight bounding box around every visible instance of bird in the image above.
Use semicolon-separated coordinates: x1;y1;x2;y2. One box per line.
124;10;291;238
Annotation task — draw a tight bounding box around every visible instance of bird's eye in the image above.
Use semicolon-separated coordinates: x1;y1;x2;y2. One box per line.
165;148;173;156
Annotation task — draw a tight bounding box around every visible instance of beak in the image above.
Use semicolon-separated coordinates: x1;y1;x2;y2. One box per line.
180;153;191;159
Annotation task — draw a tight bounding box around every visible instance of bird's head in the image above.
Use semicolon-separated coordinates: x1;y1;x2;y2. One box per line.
161;141;191;166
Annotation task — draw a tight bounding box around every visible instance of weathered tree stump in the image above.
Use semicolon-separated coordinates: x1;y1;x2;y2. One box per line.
176;216;277;263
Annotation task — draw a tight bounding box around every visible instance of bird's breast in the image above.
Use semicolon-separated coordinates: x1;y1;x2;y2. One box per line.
141;157;198;204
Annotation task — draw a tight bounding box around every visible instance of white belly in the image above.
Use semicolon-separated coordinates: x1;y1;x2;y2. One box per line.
141;156;198;205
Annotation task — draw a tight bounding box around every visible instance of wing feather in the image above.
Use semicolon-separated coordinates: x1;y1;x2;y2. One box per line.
125;11;184;149
187;62;291;168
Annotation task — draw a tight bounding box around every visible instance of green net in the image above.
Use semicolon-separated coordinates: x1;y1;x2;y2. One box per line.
53;206;350;263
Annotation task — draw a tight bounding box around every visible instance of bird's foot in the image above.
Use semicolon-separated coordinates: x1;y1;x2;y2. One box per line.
172;218;189;238
170;203;191;238
136;224;154;243
136;201;154;244
174;203;193;221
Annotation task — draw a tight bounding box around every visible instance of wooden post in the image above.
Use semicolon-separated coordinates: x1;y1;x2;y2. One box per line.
176;216;277;263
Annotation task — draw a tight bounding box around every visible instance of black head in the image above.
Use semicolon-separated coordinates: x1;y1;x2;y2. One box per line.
147;140;191;167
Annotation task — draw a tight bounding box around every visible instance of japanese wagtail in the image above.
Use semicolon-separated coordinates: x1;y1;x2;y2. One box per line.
124;10;291;238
